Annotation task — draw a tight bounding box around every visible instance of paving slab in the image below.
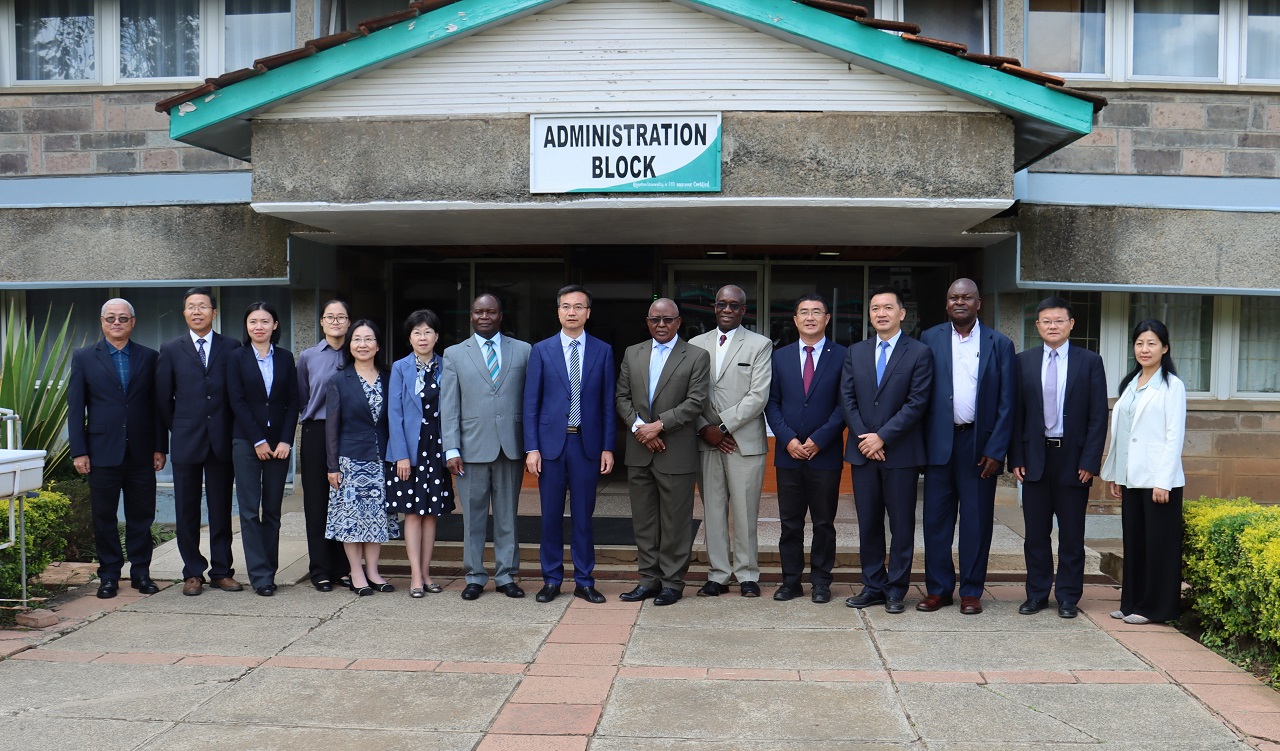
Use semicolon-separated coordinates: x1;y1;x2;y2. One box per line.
121;582;352;618
635;592;863;629
279;617;553;663
0;660;246;720
898;682;1094;744
875;630;1151;672
590;741;908;751
143;723;481;750
198;667;517;731
335;586;568;624
43;612;320;657
862;598;1096;632
0;716;169;751
596;678;913;742
625;625;881;670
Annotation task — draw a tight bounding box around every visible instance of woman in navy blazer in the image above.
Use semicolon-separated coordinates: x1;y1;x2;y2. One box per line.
1101;319;1187;624
226;302;300;596
325;320;396;597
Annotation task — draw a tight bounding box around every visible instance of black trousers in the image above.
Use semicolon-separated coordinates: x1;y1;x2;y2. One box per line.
1021;445;1089;606
776;465;842;588
233;438;290;589
301;420;349;584
87;458;156;581
171;453;235;582
850;462;919;601
1120;485;1184;623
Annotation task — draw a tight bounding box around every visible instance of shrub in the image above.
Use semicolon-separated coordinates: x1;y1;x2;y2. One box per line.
0;490;72;602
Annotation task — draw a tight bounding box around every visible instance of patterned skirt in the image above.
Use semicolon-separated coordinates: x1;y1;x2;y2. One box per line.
326;456;401;543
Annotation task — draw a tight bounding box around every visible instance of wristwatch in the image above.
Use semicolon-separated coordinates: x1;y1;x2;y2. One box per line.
718;422;729;434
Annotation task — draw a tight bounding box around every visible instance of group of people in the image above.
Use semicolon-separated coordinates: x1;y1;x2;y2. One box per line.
67;278;1187;625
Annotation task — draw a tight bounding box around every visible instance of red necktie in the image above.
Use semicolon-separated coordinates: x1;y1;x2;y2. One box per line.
719;334;726;347
802;345;815;395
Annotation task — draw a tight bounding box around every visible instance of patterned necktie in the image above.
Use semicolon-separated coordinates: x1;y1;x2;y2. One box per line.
719;334;726;347
1044;349;1059;430
484;339;499;382
196;338;207;369
875;340;889;387
802;345;815;395
568;339;582;427
648;343;667;406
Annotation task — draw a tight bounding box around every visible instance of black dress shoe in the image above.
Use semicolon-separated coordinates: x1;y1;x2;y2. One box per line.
496;582;525;598
255;585;275;597
461;583;484;600
1018;598;1049;615
130;577;159;595
97;580;119;599
773;583;803;601
845;590;887;609
1058;603;1079;619
739;581;761;598
884;598;906;614
697;581;728;597
619;585;659;602
811;585;831;604
313;579;334;592
535;584;560;603
653;587;682;606
574;585;607;604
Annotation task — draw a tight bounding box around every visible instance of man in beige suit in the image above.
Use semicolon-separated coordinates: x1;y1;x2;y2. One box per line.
616;298;710;606
691;285;773;598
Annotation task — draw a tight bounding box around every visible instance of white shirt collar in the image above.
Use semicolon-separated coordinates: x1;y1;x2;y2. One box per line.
877;330;903;348
952;321;980;340
799;336;826;352
475;331;503;348
560;330;584;348
189;329;213;346
716;327;739;342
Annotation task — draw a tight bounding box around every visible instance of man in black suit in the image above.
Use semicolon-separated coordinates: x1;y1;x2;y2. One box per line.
764;294;847;604
841;286;933;614
1010;296;1108;619
156;287;242;596
67;298;167;599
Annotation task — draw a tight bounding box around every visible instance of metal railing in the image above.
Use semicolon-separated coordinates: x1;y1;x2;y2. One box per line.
0;408;32;608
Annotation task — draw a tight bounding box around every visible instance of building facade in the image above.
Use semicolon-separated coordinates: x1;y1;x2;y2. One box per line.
1;0;1277;501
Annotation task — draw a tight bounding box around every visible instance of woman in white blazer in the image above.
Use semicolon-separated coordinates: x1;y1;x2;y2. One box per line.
1100;319;1186;624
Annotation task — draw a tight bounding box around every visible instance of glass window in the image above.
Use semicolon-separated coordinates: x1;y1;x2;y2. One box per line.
669;268;761;344
14;0;96;82
219;285;294;351
1128;293;1212;392
1246;0;1280;80
118;287;207;351
474;263;564;344
324;0;406;34
768;265;865;348
26;288;111;366
388;261;471;362
902;0;987;54
118;0;201;79
1237;296;1280;393
1026;0;1107;75
224;0;293;72
1131;0;1220;79
1022;291;1102;353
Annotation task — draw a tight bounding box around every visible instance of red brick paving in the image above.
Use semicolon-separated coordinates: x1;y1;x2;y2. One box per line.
489;703;602;736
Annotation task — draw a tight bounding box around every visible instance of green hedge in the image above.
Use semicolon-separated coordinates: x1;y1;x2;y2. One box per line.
0;490;71;601
1183;496;1280;683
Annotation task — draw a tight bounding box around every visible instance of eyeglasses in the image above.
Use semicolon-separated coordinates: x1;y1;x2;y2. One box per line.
184;304;212;313
558;304;589;312
713;301;744;311
350;337;378;345
646;316;678;325
1038;319;1071;327
322;315;349;324
102;316;132;324
795;308;827;319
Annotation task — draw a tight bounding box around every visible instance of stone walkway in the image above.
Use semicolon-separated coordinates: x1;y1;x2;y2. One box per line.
1;575;1277;750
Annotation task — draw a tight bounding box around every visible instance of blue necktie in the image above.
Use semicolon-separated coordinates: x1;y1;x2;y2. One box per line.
875;340;889;387
485;339;499;382
648;343;667;406
568;339;582;427
196;338;208;370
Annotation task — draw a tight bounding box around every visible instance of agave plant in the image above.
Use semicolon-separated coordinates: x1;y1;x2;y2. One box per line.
0;301;77;475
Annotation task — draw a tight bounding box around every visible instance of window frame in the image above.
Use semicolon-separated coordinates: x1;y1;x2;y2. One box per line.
874;0;992;54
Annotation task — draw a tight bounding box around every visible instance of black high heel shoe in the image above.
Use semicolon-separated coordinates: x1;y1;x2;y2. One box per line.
369;581;395;593
353;585;375;597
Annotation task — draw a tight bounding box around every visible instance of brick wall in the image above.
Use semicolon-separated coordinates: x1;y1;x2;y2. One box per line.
1031;91;1280;178
1182;405;1280;502
0;92;247;176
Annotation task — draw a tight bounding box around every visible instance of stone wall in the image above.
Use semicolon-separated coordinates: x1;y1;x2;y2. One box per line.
1181;403;1280;502
0;92;246;176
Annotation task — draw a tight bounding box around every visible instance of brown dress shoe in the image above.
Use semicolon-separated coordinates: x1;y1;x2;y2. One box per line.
960;596;983;614
208;577;245;592
915;594;954;612
182;577;203;596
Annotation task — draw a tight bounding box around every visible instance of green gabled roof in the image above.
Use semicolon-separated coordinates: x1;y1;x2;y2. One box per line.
163;0;1097;169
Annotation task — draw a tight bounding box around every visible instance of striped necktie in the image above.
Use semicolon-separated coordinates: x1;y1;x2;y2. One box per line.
568;339;582;427
485;339;499;382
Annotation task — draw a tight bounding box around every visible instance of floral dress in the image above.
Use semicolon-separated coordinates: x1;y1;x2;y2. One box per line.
326;376;399;543
386;355;455;517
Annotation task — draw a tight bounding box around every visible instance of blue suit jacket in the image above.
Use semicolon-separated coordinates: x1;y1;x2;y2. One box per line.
67;339;166;466
764;340;847;471
325;366;390;471
840;334;933;468
1009;344;1108;486
386;352;442;463
523;332;617;460
920;322;1017;471
155;332;241;464
226;345;300;448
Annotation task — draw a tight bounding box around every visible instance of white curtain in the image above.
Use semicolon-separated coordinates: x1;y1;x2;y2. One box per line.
1132;0;1220;78
14;0;96;81
901;0;986;54
1247;0;1280;80
1027;0;1107;75
1129;293;1212;392
1238;297;1280;393
119;0;201;79
224;0;293;72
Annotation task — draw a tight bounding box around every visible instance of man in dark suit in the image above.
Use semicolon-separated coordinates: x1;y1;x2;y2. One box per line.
764;293;846;604
524;285;617;604
156;287;242;596
615;298;710;606
1010;296;1108;619
67;298;167;599
918;279;1017;615
841;286;933;614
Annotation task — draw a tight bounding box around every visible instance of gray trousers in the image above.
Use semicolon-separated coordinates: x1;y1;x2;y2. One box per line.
698;448;766;585
232;438;289;589
457;456;522;586
628;465;696;591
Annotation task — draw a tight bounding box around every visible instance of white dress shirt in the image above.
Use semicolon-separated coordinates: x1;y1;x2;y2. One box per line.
798;336;827;371
951;322;980;425
714;327;738;379
188;328;215;364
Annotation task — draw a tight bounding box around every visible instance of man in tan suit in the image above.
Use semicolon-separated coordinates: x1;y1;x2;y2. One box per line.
616;298;711;606
691;285;773;598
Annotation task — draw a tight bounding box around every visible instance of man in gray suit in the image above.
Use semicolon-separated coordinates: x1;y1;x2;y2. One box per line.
616;298;710;606
442;293;532;601
691;285;773;598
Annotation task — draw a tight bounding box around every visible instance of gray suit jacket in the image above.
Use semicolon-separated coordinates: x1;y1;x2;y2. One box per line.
616;338;710;474
441;333;531;463
690;328;773;456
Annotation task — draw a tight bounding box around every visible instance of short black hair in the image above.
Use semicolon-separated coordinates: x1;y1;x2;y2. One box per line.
242;301;282;346
794;293;829;315
403;308;442;339
321;298;351;318
1036;296;1074;319
557;284;593;307
867;286;905;308
183;286;215;307
473;292;504;312
341;318;386;371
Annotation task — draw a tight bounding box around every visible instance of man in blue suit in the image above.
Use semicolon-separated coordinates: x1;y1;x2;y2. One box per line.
765;294;846;604
841;286;933;614
918;279;1017;615
524;285;617;604
68;298;167;599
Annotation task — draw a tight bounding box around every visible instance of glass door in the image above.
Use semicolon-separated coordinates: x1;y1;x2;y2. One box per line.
666;265;764;342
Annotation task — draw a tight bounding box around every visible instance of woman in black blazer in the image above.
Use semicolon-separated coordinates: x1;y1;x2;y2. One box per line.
227;302;299;597
325;319;397;596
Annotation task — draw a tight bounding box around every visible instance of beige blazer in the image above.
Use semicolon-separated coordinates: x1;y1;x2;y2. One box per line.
1101;372;1186;491
690;328;773;456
